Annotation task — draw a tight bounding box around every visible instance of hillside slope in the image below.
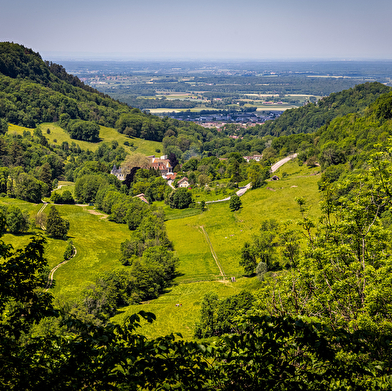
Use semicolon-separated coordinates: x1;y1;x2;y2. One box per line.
0;42;202;143
257;82;391;137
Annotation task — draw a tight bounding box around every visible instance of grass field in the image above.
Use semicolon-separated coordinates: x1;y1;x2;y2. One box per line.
0;198;131;302
1;159;322;339
113;160;322;337
7;123;162;156
112;277;260;340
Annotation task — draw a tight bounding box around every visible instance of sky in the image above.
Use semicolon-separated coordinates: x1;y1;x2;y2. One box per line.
1;0;392;61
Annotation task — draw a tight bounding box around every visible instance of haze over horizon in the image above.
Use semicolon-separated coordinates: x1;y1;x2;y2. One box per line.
1;0;392;61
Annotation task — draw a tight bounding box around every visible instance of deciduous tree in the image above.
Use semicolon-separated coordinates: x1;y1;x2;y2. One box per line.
46;206;69;239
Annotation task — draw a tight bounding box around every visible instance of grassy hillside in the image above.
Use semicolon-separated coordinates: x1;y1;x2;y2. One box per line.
1;158;320;339
0;199;131;301
7;123;162;156
112;159;322;338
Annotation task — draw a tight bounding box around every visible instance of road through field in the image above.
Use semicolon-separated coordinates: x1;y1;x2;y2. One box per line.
271;153;298;172
205;154;298;204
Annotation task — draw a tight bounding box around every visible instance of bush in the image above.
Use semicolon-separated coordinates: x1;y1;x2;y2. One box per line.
229;194;242;211
167;188;193;209
46;206;69;239
256;261;268;281
63;240;74;260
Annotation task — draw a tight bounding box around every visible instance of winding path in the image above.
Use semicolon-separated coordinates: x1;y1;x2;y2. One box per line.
45;245;77;291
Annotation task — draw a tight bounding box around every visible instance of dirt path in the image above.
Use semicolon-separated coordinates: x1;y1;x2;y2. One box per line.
200;226;226;280
37;201;48;229
45;245;77;291
86;209;108;219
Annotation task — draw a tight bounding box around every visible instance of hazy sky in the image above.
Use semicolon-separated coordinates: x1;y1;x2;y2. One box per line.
1;0;391;61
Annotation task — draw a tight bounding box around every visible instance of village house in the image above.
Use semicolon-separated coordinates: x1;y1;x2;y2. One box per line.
165;173;177;181
243;154;263;163
110;165;125;181
177;177;190;188
133;193;149;204
149;156;173;177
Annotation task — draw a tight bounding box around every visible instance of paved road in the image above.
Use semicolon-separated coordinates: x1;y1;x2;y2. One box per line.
271;153;298;173
205;154;297;204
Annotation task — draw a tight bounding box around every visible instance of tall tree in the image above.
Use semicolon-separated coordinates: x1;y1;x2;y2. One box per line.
6;205;29;234
46;206;69;239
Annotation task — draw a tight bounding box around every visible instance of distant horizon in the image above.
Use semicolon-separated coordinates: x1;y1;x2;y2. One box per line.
42;52;392;63
2;0;392;65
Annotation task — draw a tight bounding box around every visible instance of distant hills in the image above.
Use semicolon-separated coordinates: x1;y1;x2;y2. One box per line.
258;82;391;137
1;42;392;166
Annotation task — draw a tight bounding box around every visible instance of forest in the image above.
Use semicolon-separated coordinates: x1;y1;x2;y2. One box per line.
3;42;392;389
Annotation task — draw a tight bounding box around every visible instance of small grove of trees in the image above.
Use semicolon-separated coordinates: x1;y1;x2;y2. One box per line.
72;245;178;325
0;205;30;234
51;190;74;204
194;291;255;338
59;114;100;142
46;206;69;239
239;219;298;275
166;188;193;209
229;194;242;211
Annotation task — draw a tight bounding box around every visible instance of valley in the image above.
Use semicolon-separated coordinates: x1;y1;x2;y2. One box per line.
3;42;392;388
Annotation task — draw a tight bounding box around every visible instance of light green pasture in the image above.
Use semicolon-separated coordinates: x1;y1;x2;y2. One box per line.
1;199;131;302
112;277;260;340
7;123;161;156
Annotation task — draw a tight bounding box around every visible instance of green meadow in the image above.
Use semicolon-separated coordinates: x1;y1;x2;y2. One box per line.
1;159;322;338
113;161;322;338
0;199;131;302
112;277;260;340
7;123;162;156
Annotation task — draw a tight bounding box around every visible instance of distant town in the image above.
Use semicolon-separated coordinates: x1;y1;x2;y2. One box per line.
160;110;283;127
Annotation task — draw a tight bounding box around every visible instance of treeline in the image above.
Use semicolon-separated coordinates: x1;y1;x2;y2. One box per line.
161;123;266;162
113;95;198;110
173;152;270;190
